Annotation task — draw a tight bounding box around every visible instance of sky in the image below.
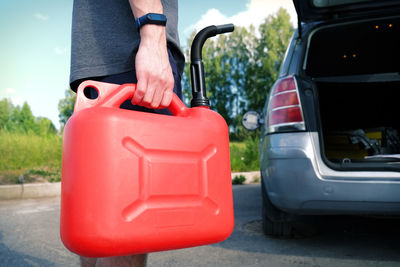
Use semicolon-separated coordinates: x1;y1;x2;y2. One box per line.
0;0;296;130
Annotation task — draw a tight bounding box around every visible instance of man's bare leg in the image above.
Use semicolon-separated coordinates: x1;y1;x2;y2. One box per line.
80;254;147;267
80;257;97;267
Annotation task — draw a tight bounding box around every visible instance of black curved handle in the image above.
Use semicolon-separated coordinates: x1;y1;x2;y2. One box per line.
190;24;234;108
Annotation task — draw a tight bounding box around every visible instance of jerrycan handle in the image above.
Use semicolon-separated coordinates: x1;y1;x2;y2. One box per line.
75;81;188;117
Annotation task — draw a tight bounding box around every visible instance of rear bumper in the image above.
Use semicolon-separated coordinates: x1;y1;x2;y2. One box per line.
261;132;400;215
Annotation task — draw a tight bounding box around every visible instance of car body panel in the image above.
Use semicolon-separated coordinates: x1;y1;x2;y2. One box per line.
261;132;400;215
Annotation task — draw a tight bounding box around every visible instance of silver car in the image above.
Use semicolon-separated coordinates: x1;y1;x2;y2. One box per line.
243;0;400;237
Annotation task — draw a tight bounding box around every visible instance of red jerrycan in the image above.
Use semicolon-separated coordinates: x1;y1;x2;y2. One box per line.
60;24;235;257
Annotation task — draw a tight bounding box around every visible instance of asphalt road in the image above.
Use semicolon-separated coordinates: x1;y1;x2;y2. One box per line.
1;184;400;266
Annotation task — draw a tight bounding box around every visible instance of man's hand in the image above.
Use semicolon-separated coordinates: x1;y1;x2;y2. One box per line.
129;0;174;109
132;26;174;109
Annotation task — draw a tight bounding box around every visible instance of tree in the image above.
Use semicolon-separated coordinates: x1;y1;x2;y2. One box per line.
19;102;36;133
6;102;36;133
0;98;14;131
35;117;57;136
0;98;57;135
58;89;76;127
245;8;294;112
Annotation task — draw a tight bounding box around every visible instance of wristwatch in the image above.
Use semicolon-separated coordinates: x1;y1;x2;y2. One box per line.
135;13;167;30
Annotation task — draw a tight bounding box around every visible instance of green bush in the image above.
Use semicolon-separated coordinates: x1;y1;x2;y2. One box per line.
243;136;260;170
230;137;260;172
232;174;246;185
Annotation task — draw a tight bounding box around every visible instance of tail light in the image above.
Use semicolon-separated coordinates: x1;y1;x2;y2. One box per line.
266;76;305;133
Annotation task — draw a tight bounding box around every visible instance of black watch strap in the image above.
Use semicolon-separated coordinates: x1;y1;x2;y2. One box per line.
136;13;167;30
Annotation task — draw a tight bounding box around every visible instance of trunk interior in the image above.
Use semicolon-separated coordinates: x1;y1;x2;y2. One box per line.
317;81;400;166
305;16;400;169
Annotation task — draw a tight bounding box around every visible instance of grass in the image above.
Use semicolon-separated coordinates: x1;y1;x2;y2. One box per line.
0;131;62;184
0;131;259;184
230;138;260;172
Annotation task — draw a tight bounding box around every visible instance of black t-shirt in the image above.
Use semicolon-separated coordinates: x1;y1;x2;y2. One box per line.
69;0;184;90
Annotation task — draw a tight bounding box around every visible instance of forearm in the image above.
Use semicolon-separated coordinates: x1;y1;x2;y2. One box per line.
128;0;163;18
128;0;174;108
129;0;166;41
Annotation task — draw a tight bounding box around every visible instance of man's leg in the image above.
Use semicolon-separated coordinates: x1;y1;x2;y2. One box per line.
80;255;147;267
80;257;97;267
95;255;147;267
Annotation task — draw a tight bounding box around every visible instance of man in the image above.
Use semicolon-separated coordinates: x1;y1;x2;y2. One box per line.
69;0;184;266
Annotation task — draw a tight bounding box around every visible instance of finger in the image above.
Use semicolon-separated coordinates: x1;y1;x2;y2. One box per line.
158;73;174;108
140;84;156;107
132;74;147;105
160;89;173;108
150;87;164;109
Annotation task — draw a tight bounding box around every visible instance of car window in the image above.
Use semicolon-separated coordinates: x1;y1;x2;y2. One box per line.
306;17;399;77
278;32;297;78
313;0;373;8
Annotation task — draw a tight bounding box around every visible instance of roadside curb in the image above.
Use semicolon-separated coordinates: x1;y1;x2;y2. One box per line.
0;182;61;200
0;171;260;200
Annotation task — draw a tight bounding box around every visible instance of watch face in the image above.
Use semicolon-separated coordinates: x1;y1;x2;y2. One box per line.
148;13;166;22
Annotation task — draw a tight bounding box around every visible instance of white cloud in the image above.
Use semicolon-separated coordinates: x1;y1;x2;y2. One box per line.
35;13;49;21
10;97;25;106
0;88;25;106
185;0;297;36
0;88;15;98
0;87;27;107
4;88;16;94
54;47;68;55
184;8;229;37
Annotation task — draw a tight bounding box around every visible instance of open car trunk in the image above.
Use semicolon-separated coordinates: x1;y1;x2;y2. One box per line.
317;81;400;168
305;16;400;170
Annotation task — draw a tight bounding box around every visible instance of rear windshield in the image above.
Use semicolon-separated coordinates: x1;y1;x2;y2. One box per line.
306;17;400;77
313;0;373;8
